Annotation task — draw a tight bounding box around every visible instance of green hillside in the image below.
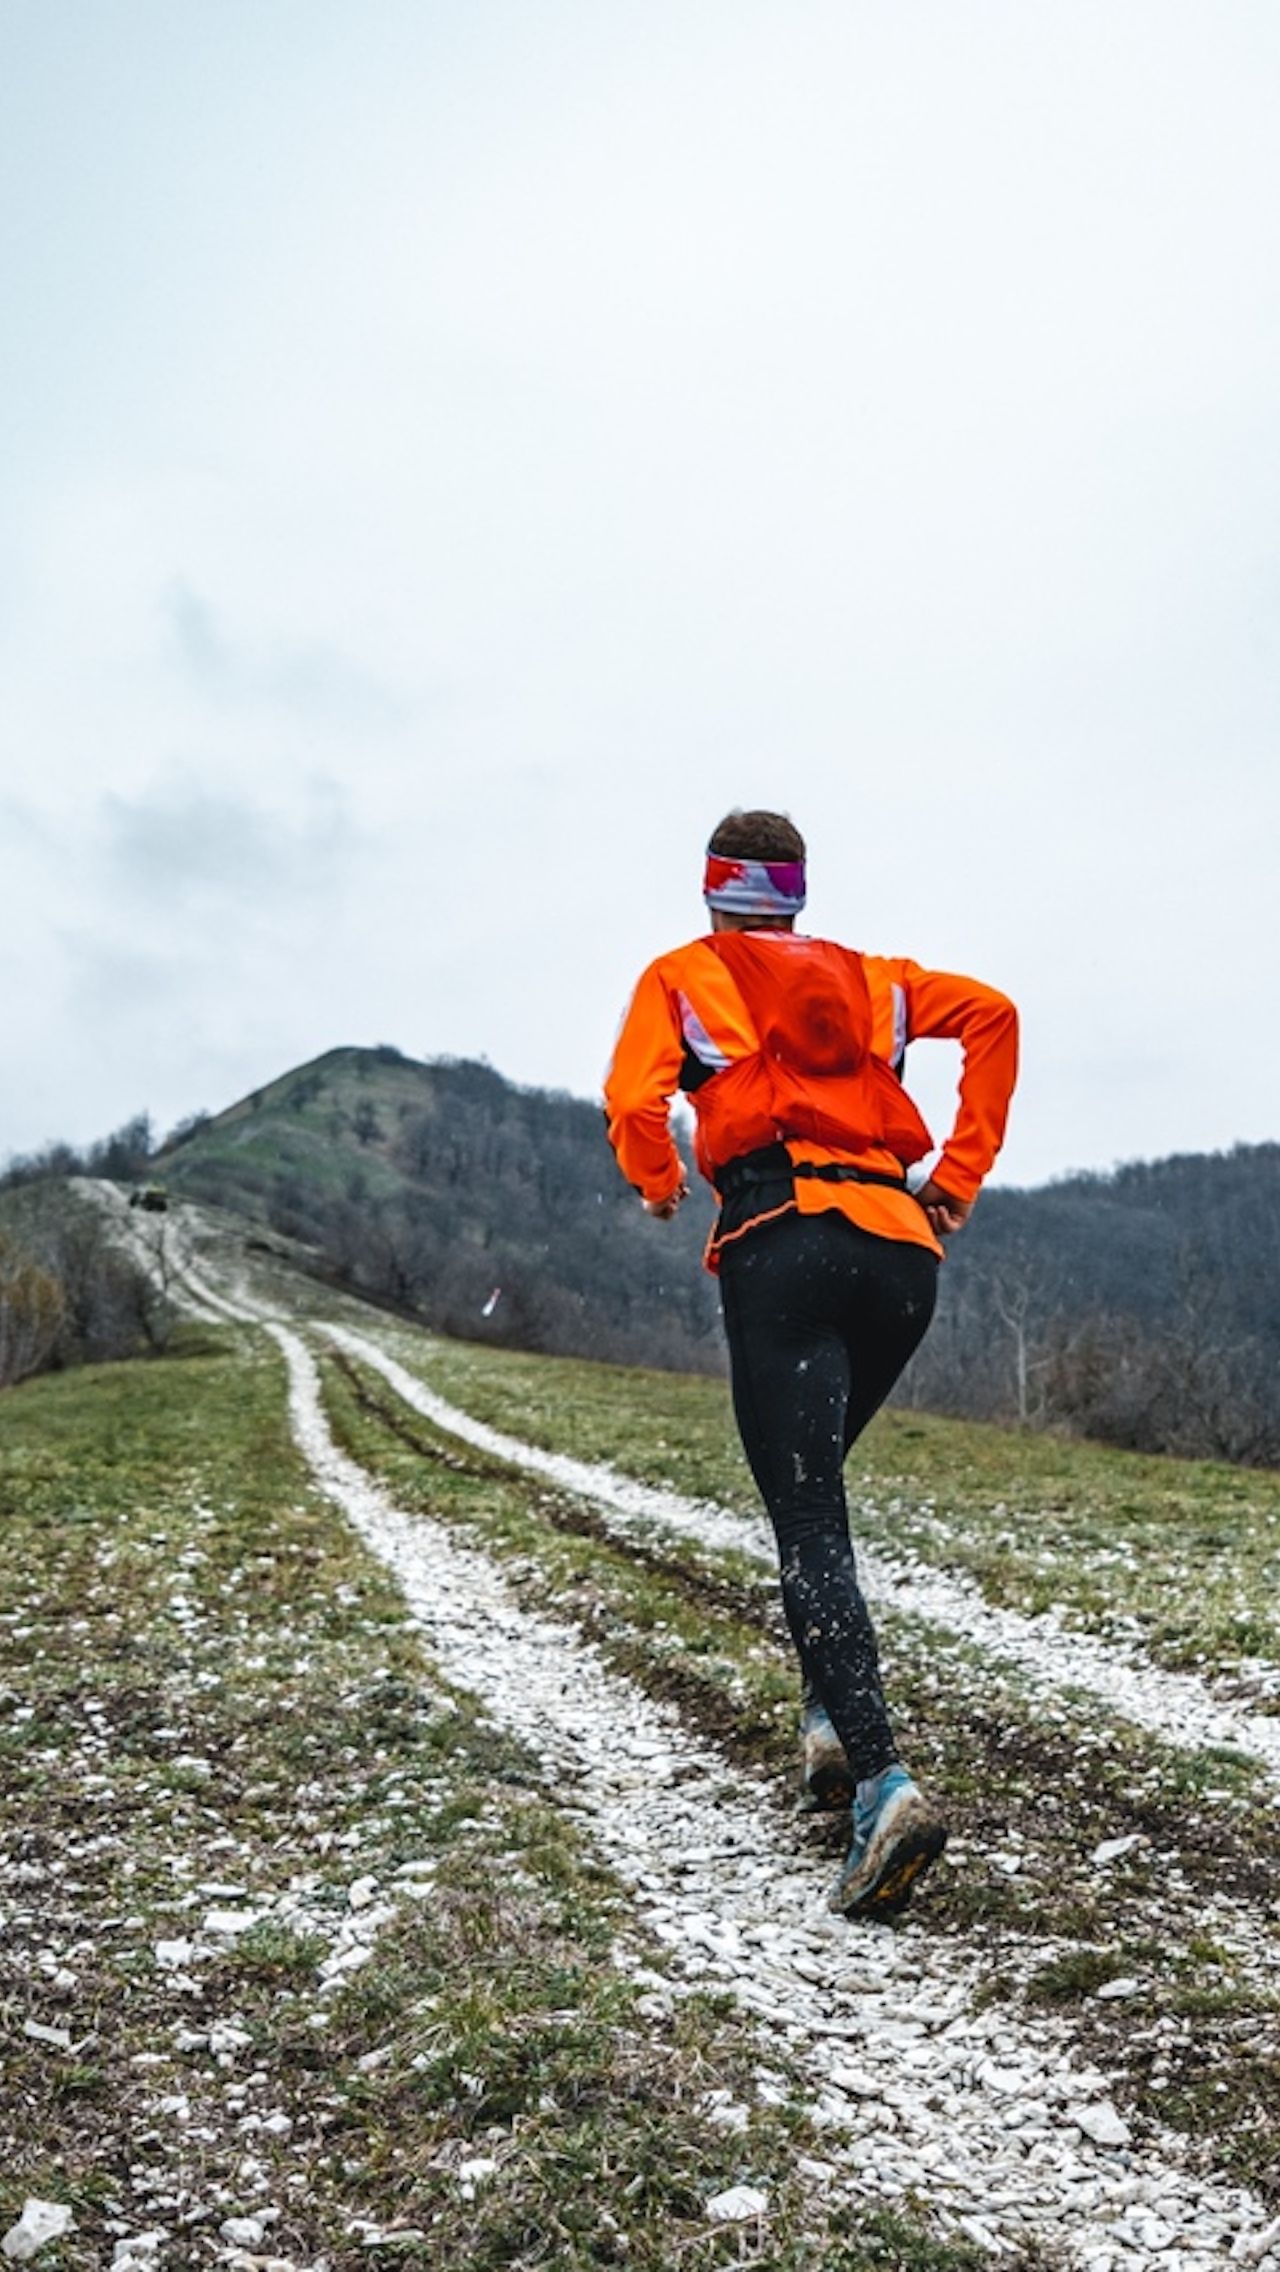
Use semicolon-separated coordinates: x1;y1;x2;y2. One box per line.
156;1045;722;1372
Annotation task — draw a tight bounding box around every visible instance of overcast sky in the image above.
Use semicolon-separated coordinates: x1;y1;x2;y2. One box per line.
3;1;1278;1189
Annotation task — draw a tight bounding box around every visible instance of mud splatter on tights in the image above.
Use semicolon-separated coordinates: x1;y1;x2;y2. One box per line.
718;1209;938;1782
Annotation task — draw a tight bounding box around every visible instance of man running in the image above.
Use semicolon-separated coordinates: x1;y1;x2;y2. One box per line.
604;809;1018;1918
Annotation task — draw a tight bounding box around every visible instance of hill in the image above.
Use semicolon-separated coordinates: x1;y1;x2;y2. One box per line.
154;1045;723;1372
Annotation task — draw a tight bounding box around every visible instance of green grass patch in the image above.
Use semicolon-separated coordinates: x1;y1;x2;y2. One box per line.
368;1321;1280;1687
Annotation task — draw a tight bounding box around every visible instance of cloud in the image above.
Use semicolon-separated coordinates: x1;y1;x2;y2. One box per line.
163;581;409;730
98;774;354;911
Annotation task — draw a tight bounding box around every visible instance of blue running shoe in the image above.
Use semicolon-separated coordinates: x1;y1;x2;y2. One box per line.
830;1766;948;1918
799;1701;853;1813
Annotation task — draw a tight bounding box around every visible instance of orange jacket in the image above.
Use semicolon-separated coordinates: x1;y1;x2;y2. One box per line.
604;931;1019;1264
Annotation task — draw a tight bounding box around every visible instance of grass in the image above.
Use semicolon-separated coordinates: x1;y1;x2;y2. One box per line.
366;1322;1280;1689
0;1325;1002;2271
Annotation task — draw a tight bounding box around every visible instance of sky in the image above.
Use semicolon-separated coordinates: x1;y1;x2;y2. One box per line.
2;0;1278;1189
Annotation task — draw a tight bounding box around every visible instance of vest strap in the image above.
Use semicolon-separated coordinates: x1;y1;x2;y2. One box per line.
715;1142;909;1199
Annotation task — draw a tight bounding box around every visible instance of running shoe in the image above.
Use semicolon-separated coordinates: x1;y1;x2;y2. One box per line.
799;1700;853;1813
830;1765;948;1918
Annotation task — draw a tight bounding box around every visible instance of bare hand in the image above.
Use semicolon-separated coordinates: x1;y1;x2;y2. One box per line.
644;1181;689;1221
915;1178;972;1238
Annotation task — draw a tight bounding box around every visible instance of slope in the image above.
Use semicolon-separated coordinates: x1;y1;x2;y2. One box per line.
155;1045;721;1373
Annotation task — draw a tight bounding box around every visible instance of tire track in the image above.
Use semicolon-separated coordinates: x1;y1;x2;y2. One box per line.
329;1322;1280;1786
231;1300;1275;2268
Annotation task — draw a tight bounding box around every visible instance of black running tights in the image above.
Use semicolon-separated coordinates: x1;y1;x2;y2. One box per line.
718;1210;938;1784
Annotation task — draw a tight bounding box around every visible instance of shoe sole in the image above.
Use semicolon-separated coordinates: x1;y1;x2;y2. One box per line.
829;1793;949;1919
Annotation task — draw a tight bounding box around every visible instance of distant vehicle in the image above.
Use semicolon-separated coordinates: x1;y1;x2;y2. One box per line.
129;1185;169;1214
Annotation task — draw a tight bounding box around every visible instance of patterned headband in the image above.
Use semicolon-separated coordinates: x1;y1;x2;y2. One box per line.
703;852;807;917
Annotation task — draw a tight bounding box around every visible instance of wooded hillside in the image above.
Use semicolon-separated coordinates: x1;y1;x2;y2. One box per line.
906;1147;1280;1463
154;1046;724;1373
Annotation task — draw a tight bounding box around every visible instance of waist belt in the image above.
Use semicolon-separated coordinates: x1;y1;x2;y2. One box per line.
715;1142;909;1199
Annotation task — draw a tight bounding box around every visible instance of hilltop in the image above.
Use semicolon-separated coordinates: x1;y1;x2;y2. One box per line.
154;1044;722;1372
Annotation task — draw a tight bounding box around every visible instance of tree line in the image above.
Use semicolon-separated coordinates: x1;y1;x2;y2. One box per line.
902;1148;1280;1465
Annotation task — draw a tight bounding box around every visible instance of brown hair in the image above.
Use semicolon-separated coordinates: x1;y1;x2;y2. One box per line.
707;809;806;863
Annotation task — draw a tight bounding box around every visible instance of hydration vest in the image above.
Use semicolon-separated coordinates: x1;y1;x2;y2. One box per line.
688;931;933;1177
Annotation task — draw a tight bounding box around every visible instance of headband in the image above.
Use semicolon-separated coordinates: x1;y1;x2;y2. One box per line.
703;852;807;918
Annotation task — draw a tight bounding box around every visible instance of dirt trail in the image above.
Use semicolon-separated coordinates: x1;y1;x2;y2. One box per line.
167;1244;1280;2269
170;1206;1280;1782
325;1320;1280;1787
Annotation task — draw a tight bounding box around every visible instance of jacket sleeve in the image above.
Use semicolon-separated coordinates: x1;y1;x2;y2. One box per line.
603;959;688;1203
896;959;1020;1204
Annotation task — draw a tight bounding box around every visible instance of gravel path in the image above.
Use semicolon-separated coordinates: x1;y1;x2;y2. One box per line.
248;1309;1276;2271
327;1322;1280;1786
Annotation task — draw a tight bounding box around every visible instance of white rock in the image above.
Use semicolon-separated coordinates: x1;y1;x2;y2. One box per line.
1;2199;75;2261
827;2062;882;2098
154;1937;195;1970
707;2100;750;2133
203;1909;260;1937
1094;1977;1142;2001
1233;2218;1280;2264
21;2021;72;2050
1091;1834;1143;1867
209;2021;253;2055
706;2186;768;2224
219;2218;266;2248
1074;2101;1132;2148
955;2213;1005;2255
110;2234;166;2266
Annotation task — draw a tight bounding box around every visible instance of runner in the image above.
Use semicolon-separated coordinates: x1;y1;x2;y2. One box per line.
604;809;1019;1917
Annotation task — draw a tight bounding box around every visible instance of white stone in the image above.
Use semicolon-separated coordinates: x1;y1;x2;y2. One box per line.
1091;1835;1143;1867
202;1909;260;1938
1074;2102;1132;2149
1094;1977;1142;2001
1233;2218;1280;2264
219;2218;265;2248
209;2020;252;2054
153;1937;195;1970
21;2021;72;2050
110;2235;166;2266
706;2186;768;2224
1;2200;75;2261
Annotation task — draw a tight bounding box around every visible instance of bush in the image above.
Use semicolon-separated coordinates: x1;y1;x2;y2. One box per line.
0;1237;64;1387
